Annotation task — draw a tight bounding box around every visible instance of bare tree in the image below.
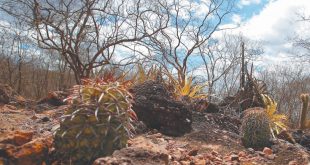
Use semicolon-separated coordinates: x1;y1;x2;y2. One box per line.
1;0;169;84
258;64;310;127
131;0;235;86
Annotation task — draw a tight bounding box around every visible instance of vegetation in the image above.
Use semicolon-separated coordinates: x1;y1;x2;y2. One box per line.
54;78;136;164
261;94;288;137
1;0;310;164
169;75;208;100
240;108;271;149
300;93;310;129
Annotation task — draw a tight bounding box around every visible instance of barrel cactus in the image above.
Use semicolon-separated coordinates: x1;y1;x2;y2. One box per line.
240;108;271;149
54;79;137;164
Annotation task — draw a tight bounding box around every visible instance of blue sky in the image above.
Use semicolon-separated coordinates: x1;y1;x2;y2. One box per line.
236;0;269;20
221;0;310;70
1;0;309;72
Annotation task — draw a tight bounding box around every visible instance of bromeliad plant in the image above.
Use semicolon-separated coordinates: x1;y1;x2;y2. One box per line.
176;76;208;99
165;73;208;100
54;78;137;164
261;94;288;137
133;64;162;85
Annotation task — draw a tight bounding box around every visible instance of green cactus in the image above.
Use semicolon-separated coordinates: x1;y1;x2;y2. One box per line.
300;93;309;129
54;79;137;164
240;108;271;149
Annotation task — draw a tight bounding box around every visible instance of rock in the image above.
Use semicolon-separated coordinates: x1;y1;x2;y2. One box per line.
211;150;218;156
191;99;219;113
230;154;239;161
4;105;17;110
37;91;68;106
265;154;275;160
288;160;299;165
171;161;181;165
187;149;198;156
257;151;265;156
180;160;191;165
262;147;272;156
291;129;303;143
30;115;38;120
94;135;169;164
247;148;255;154
300;133;310;150
0;131;33;146
277;130;296;144
154;133;162;138
40;116;50;122
205;102;219;113
193;159;206;165
131;81;192;136
3;137;52;165
238;151;247;157
93;157;132;165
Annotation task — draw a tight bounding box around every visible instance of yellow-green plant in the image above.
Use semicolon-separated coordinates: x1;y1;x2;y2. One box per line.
165;73;208;100
54;78;137;164
134;64;161;84
261;94;288;137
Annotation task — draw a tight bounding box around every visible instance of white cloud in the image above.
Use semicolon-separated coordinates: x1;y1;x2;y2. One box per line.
232;14;242;24
239;0;261;7
226;0;310;70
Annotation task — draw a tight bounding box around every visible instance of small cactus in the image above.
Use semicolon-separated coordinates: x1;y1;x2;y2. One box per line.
300;93;309;129
240;108;271;149
54;79;137;164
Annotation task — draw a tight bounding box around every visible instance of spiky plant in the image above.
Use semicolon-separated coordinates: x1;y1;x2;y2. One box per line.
240;108;271;149
165;73;208;100
261;94;288;137
133;64;161;84
54;78;137;164
300;93;309;129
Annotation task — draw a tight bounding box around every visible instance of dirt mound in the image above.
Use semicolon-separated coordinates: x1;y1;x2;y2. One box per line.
131;80;192;136
0;84;14;104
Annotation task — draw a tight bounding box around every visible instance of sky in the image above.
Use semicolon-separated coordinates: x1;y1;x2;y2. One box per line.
1;0;310;72
229;0;310;70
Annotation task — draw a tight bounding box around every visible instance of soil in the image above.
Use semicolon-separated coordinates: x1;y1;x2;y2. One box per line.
0;103;310;165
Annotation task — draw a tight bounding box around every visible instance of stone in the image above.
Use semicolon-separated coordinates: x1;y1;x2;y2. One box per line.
154;133;162;138
171;161;181;165
277;130;296;144
262;147;272;156
265;154;275;160
230;154;239;161
193;159;206;165
0;131;33;146
211;150;219;156
41;116;50;122
3;137;52;165
37;91;67;106
257;151;265;156
31;115;38;120
180;160;191;165
238;151;247;157
288;160;299;165
247;148;255;154
93;157;132;165
4;105;17;110
187;149;198;156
